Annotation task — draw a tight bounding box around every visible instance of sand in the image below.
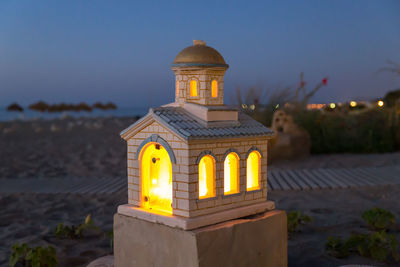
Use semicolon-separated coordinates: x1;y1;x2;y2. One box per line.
1;117;399;266
0;117;136;179
270;185;400;267
1;186;399;267
0;193;126;267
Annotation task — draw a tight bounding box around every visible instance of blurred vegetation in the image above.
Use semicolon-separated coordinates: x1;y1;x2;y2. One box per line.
28;101;118;112
384;89;400;108
326;232;399;262
235;73;400;154
326;207;399;263
294;108;399;153
54;214;100;239
362;207;396;231
9;243;57;267
6;103;24;112
287;210;313;234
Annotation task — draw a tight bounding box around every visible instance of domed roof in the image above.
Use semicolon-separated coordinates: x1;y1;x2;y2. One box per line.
172;40;229;68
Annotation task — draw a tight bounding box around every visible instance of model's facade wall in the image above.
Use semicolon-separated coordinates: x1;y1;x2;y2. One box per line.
187;137;268;217
127;120;269;218
173;68;226;106
126;121;191;217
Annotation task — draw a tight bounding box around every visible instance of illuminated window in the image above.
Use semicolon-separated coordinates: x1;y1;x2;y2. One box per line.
140;143;172;214
246;151;261;191
198;155;215;199
176;80;179;97
211;80;218;98
224;152;239;195
190;80;198;97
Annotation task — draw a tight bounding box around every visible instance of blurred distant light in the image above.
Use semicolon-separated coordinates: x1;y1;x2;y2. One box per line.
330;103;336;109
377;100;384;107
350;101;357;107
241;104;247;109
250;104;255;110
275;104;280;109
307;103;326;110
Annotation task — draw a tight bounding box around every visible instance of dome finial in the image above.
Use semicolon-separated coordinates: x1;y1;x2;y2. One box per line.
193;40;206;46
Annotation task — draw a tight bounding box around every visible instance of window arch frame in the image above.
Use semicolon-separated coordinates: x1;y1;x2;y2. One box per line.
196;151;217;200
223;149;240;196
246;147;262;192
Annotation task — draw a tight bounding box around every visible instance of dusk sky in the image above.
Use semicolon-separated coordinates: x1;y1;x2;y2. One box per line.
1;0;400;108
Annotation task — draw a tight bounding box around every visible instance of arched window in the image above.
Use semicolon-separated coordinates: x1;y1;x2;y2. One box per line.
198;155;215;199
224;152;239;195
140;142;172;214
176;80;179;97
246;151;261;191
211;80;218;98
190;80;198;97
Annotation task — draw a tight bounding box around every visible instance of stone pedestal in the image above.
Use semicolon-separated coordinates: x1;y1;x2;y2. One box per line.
114;210;287;267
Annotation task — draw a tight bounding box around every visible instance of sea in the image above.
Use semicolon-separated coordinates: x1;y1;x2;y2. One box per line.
0;106;149;122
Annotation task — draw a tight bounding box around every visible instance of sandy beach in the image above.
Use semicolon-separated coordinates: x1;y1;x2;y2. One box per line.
1;117;400;266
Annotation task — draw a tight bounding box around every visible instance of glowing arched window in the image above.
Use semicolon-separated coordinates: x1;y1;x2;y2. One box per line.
224;152;239;195
198;155;215;199
211;80;218;98
176;80;179;97
190;80;198;97
246;151;261;191
140;143;172;214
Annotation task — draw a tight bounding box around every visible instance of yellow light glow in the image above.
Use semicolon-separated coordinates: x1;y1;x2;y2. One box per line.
246;151;260;191
199;155;215;199
176;80;179;97
211;80;218;98
224;153;239;195
330;103;336;109
350;101;357;107
378;100;384;107
190;80;198;97
140;143;172;214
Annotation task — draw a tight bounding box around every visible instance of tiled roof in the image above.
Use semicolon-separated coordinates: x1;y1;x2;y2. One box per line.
151;106;273;140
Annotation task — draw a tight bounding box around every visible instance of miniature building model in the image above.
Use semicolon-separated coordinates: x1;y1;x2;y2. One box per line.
118;40;275;230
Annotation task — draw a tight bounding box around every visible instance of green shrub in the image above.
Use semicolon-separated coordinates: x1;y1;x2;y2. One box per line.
325;236;351;258
9;243;57;267
384;89;400;108
362;208;396;231
54;214;99;239
293;109;399;153
250;105;400;153
326;231;399;262
287;210;313;233
358;231;399;262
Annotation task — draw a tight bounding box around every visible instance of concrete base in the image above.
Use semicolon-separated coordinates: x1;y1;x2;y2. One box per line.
114;210;287;267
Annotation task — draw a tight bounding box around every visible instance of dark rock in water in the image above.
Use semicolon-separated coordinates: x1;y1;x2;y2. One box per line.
74;102;93;112
93;102;117;110
29;101;49;112
104;102;117;110
29;101;94;112
7;103;24;112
